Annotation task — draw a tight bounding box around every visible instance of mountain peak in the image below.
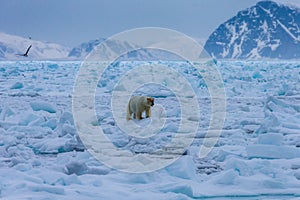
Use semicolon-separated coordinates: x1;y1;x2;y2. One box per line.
256;0;278;7
204;1;300;59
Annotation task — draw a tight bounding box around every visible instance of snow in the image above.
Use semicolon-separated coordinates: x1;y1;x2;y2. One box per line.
0;60;300;199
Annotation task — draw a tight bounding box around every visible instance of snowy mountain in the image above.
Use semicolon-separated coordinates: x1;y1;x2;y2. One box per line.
204;1;300;59
68;38;182;61
68;38;153;60
0;32;70;60
0;32;181;61
68;39;105;58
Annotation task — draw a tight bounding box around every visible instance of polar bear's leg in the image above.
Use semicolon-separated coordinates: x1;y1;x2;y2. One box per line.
126;102;132;121
136;111;143;120
146;108;151;118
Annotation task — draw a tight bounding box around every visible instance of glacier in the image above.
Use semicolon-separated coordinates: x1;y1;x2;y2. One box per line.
0;60;300;199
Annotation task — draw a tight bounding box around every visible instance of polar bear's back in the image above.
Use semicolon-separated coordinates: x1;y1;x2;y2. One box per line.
129;96;147;113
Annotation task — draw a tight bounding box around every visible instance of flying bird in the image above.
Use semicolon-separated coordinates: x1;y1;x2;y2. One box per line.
16;45;32;57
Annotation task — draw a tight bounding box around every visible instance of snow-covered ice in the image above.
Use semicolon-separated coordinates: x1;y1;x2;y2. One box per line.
0;60;300;199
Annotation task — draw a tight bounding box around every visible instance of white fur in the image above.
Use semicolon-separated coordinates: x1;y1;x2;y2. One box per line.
126;96;153;121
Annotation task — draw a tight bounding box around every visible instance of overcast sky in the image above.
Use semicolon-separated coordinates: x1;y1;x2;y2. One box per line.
0;0;299;47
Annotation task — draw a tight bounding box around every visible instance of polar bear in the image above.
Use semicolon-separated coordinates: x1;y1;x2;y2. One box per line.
126;96;154;121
